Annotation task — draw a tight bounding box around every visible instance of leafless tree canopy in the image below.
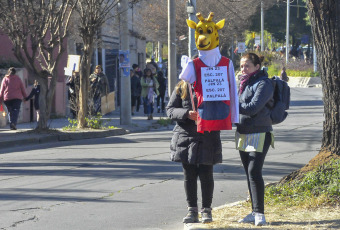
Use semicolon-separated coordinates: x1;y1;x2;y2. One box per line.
74;0;120;128
137;0;275;54
0;0;76;73
0;0;77;129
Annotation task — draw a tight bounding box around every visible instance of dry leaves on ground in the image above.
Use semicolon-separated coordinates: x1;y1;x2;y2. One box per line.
206;202;340;229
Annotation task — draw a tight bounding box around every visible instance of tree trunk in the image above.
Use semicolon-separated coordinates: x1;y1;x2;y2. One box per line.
78;44;93;128
37;72;56;130
306;0;340;155
38;77;49;130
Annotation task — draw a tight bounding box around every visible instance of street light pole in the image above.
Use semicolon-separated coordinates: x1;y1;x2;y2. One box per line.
187;0;196;58
313;42;317;72
120;0;131;125
286;0;290;63
261;1;264;52
168;0;177;97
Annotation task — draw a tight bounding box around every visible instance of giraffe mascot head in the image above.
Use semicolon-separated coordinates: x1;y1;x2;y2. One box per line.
186;12;225;51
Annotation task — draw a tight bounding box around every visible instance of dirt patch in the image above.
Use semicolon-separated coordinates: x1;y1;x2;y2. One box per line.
279;150;340;183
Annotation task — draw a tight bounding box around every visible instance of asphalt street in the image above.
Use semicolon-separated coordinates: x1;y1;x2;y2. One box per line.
0;87;324;230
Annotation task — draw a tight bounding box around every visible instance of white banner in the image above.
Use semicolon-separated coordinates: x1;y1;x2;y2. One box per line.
238;42;246;53
201;66;230;101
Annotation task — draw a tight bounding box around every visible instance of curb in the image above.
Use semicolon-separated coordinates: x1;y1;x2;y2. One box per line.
0;124;174;150
0;128;128;149
57;128;127;141
288;77;321;88
0;137;41;149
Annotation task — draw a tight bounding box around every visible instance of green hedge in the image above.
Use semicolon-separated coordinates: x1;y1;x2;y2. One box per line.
267;63;319;78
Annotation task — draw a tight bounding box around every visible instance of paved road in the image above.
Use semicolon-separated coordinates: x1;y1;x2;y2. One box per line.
0;87;323;230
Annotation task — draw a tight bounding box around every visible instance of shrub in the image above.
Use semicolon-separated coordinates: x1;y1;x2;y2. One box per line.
63;113;116;130
267;57;319;77
157;117;173;126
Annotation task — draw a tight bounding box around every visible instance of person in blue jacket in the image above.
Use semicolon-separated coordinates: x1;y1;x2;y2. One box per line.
25;80;40;122
236;53;274;226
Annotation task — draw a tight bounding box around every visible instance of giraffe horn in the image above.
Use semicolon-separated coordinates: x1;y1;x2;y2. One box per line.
207;12;214;22
196;12;205;22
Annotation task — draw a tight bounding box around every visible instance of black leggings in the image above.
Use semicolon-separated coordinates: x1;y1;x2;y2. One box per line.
182;163;214;208
239;132;272;214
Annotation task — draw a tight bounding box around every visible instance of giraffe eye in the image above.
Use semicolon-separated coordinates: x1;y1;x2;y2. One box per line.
198;28;203;34
207;27;213;34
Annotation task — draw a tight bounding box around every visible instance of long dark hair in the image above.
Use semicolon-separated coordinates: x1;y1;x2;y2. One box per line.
6;67;16;77
241;53;264;68
143;68;152;78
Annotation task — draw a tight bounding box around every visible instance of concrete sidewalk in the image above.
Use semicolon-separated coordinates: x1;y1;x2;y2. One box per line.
0;108;173;149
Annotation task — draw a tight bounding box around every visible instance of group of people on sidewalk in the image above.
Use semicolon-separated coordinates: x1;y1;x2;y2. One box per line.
0;60;167;130
130;60;167;120
65;60;167;121
66;65;111;118
167;52;275;226
0;67;41;130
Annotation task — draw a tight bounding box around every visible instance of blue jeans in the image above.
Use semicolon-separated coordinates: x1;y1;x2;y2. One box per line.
239;132;272;214
4;99;22;125
143;97;153;115
93;95;101;115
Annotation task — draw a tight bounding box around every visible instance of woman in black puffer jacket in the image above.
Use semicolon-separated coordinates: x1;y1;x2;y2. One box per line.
166;80;222;224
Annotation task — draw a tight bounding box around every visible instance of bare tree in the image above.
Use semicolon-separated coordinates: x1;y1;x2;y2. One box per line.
0;0;77;130
74;0;119;128
138;1;187;42
138;0;275;56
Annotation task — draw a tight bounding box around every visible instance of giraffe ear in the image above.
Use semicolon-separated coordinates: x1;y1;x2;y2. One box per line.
187;19;197;30
215;19;225;30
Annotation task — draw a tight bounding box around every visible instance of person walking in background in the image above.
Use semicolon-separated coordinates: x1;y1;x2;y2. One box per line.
25;80;40;122
0;67;27;130
130;69;141;115
132;64;143;78
89;65;110;115
132;64;142;112
66;71;79;118
156;70;166;114
146;57;158;77
141;68;159;120
280;67;289;82
236;53;274;226
166;80;222;224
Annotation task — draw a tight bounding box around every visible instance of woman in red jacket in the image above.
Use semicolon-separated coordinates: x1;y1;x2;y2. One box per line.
0;67;27;130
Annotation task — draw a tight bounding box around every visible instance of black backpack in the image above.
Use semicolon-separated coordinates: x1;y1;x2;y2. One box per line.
269;76;291;124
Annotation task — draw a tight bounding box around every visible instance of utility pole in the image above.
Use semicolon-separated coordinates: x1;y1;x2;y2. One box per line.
187;0;196;58
313;42;317;72
168;0;177;96
261;1;264;52
286;0;290;64
158;41;162;63
120;0;131;125
231;36;234;63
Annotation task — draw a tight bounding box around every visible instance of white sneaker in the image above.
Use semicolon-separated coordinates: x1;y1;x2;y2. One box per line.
255;212;267;226
238;212;255;223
